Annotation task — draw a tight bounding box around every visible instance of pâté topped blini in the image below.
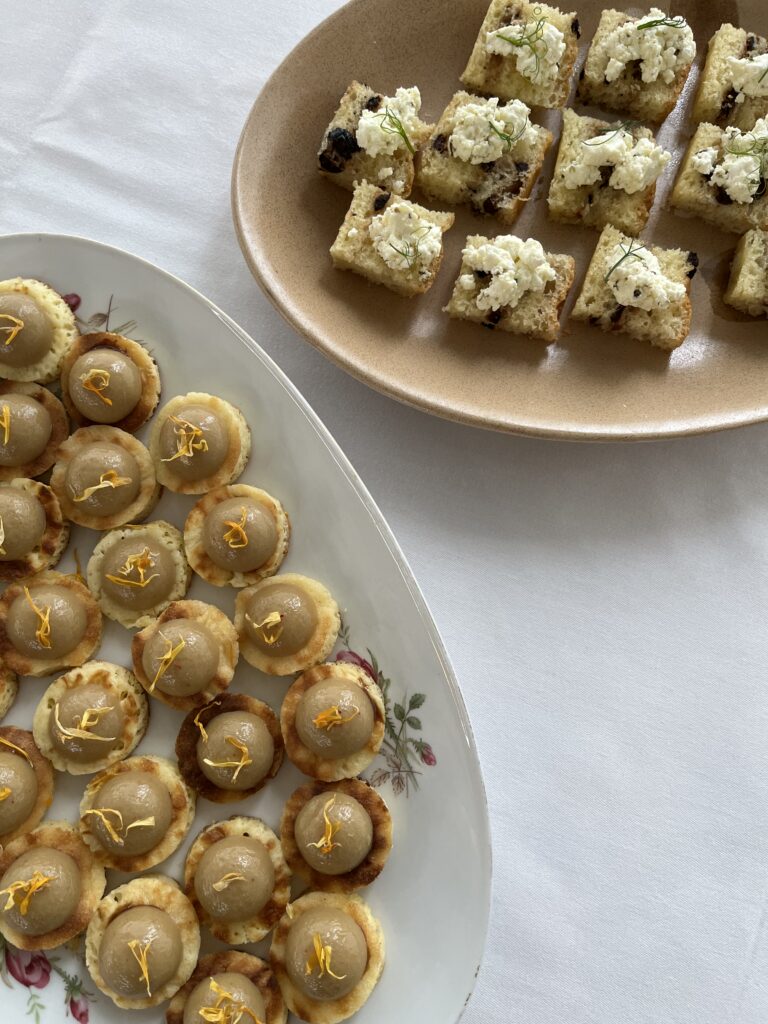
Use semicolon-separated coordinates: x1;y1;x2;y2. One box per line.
0;382;68;481
0;478;69;582
132;599;239;711
0;277;78;383
32;660;148;775
165;950;286;1024
318;81;433;197
0;726;54;845
149;392;251;494
59;331;161;432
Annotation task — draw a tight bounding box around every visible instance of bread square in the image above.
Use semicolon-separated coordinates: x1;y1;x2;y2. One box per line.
317;81;433;198
692;24;768;131
669;121;768;235
460;0;580;109
571;224;697;350
724;229;768;317
330;182;454;297
417;91;552;225
576;9;696;123
547;109;668;235
444;234;575;342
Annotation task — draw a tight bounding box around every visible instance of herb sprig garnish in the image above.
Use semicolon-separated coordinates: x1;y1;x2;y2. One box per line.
724;130;768;197
487;116;530;151
636;14;687;31
583;119;641;146
493;14;549;80
388;227;432;270
605;239;647;282
378;107;415;154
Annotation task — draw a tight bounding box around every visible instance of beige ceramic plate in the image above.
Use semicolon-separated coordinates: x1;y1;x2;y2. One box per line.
232;0;766;441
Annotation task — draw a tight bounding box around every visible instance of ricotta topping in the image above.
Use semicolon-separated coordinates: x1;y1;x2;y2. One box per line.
562;127;670;194
694;119;768;205
593;8;695;85
728;52;768;102
485;18;566;87
606;242;685;311
368;202;443;275
448;97;534;164
459;235;556;311
356;87;422;158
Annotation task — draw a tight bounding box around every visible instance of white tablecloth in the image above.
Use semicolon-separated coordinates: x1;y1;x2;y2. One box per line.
6;2;768;1021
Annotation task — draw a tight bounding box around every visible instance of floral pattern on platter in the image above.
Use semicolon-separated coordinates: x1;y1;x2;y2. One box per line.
335;621;437;797
0;935;93;1023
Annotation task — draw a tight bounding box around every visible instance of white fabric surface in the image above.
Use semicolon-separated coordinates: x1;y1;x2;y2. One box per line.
6;2;768;1021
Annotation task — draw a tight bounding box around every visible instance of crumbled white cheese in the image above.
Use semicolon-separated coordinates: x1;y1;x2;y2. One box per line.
485;18;566;86
448;97;534;164
562;127;670;194
356;87;422;158
728;52;768;101
696;119;768;204
368;202;443;275
378;166;394;181
461;235;556;311
606;243;685;310
593;8;695;85
691;147;718;176
347;228;359;239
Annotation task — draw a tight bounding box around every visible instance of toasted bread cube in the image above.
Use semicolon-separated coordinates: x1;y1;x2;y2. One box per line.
577;9;695;123
692;24;768;131
571;224;697;350
724;229;768;317
444;234;575;342
461;0;580;109
669;121;768;235
317;81;433;198
548;109;668;235
417;92;552;225
330;182;454;297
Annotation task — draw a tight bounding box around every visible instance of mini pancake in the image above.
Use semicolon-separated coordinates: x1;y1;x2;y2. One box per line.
50;425;159;531
281;663;385;782
183;816;291;945
235;573;340;676
0;278;78;383
0;727;54;843
32;661;148;775
79;754;195;872
149;392;251;495
0;666;18;721
280;779;392;893
85;874;200;1010
166;950;287;1024
175;692;283;804
0;820;106;951
0;479;69;582
183;484;290;589
0;382;68;481
269;891;385;1024
131;599;239;712
87;520;191;629
0;570;102;677
60;331;161;433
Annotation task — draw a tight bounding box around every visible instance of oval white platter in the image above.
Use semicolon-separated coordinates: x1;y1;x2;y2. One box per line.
0;233;490;1024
